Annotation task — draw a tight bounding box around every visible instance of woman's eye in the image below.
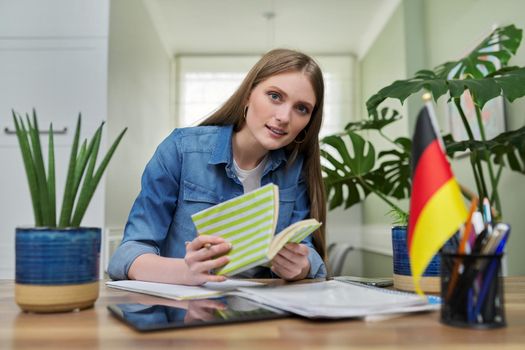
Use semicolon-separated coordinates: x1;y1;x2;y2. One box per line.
296;104;310;115
268;92;281;101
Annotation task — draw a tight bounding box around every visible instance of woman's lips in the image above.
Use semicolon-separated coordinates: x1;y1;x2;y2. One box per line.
266;125;287;136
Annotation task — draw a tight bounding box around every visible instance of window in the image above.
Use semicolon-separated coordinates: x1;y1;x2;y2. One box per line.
176;55;260;127
176;54;355;137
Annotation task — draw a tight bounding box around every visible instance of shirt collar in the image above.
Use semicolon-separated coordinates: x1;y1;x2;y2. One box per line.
209;125;288;171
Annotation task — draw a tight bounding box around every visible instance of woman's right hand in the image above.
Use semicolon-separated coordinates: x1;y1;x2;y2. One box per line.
183;236;232;285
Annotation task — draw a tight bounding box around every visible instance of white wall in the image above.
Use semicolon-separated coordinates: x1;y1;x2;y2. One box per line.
105;0;172;231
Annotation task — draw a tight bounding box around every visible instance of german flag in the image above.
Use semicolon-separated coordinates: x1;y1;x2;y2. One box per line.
408;104;467;294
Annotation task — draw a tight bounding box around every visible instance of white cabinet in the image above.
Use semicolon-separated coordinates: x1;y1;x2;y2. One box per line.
0;0;109;278
0;38;108;146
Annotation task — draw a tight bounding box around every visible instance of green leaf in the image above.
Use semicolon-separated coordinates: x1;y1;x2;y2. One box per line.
344;107;401;131
368;66;525;116
12;111;42;226
71;123;101;210
437;25;522;80
27;110;51;226
320;132;376;210
444;126;525;174
48;123;56;227
366;25;525;116
71;126;127;226
376;137;412;199
387;207;409;226
323;131;375;176
59;114;81;228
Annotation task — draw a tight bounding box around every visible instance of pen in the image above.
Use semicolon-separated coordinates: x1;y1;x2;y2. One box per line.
474;228;510;321
472;228;488;254
467;287;475;323
482;197;493;235
461;198;478;253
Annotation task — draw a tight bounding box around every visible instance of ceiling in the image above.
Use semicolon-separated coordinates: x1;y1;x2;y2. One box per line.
143;0;400;58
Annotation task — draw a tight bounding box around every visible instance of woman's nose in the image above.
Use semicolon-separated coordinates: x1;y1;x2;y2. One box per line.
274;105;292;123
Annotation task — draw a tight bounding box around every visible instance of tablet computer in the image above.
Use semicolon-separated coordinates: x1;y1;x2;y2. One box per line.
108;295;289;332
334;276;394;287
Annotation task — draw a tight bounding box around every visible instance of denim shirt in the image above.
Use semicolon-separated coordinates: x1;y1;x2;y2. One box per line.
108;125;326;280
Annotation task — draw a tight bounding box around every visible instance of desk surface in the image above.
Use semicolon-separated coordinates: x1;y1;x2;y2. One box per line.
1;277;525;350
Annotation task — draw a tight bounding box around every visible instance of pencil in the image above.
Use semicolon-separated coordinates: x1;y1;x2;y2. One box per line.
460;198;479;254
446;197;478;301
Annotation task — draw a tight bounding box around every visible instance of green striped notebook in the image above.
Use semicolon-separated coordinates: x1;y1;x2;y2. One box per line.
191;183;321;276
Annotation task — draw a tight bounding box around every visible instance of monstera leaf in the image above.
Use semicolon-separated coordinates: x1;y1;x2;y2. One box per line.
366;25;525;116
321;131;376;210
345;107;401;131
376;137;412;199
436;24;522;80
444;126;525;174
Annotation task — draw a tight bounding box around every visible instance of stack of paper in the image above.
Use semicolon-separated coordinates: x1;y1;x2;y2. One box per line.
106;279;439;319
234;280;439;318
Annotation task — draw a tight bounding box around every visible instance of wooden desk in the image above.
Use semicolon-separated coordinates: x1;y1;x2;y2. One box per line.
1;278;525;349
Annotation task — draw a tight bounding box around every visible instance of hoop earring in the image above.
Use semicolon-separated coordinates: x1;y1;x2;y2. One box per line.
294;129;307;144
243;106;248;119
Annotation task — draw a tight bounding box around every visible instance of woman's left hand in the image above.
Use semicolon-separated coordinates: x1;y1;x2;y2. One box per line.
271;243;310;281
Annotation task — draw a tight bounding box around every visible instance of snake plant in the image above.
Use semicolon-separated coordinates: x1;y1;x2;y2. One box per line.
12;110;127;228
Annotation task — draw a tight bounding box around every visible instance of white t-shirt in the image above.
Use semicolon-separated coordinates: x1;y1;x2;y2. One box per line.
233;155;268;193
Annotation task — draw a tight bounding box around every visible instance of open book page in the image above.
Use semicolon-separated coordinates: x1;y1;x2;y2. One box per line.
105;279;265;301
235;280;432;318
267;219;322;260
191;184;278;276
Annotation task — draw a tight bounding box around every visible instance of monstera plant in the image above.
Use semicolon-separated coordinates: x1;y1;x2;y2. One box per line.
322;24;525;223
321;107;411;224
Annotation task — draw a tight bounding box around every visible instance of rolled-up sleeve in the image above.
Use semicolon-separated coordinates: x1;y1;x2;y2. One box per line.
108;132;182;280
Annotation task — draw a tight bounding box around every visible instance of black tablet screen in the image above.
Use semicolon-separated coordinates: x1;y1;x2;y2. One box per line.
108;295;289;332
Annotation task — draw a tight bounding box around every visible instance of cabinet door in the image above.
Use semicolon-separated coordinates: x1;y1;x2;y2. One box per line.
0;38;108;147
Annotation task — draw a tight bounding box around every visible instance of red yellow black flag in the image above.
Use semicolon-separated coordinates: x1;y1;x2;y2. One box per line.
408;103;467;294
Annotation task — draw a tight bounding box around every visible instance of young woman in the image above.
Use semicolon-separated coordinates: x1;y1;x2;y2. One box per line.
108;49;327;285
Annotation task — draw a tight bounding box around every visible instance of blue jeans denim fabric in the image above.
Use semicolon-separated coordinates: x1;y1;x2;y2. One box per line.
108;125;326;280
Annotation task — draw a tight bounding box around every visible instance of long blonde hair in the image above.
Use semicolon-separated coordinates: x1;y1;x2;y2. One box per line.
200;49;327;261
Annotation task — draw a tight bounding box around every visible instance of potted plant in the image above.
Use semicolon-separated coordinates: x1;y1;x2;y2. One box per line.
12;110;126;312
321;107;440;290
322;24;525;290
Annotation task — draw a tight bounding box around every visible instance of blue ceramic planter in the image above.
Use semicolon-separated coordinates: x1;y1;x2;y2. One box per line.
16;227;101;284
392;226;456;292
15;227;101;312
392;225;441;277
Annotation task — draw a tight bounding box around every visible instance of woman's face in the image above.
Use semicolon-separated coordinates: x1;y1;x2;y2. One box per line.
243;71;316;151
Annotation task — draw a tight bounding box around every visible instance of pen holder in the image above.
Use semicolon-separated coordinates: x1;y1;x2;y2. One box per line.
440;253;506;329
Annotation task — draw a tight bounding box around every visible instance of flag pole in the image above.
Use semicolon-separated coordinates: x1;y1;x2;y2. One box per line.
422;92;445;150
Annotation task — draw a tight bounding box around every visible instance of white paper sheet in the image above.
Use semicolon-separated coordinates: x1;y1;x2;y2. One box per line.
235;280;437;318
106;279;264;300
